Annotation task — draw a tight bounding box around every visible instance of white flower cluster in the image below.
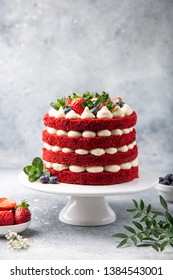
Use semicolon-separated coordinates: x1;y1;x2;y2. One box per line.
5;231;29;250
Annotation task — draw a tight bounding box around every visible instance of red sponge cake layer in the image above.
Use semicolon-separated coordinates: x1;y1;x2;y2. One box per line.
43;111;137;131
42;129;136;150
43;145;138;166
46;167;138;185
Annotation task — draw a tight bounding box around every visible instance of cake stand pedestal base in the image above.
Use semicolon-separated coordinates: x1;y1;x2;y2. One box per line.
59;196;116;226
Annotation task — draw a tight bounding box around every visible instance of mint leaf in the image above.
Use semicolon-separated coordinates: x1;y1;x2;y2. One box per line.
23;165;34;175
32;157;43;172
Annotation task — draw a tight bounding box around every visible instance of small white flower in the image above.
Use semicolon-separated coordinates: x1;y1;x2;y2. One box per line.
5;231;29;250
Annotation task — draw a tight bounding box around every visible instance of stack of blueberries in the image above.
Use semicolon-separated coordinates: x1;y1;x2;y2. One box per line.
159;173;173;186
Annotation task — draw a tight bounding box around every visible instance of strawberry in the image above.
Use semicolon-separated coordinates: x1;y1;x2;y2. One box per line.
70;98;85;115
0;210;14;225
112;97;121;103
65;97;72;106
14;201;31;224
0;198;16;211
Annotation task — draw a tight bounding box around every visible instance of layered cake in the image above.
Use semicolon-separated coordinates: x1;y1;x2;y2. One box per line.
42;92;138;185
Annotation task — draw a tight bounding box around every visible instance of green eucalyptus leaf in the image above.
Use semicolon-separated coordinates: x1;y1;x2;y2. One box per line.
131;236;137;246
132;199;138;208
132;221;143;231
165;211;173;225
133;211;142;219
147;204;151;214
152;243;159;252
140;199;144;210
160;195;168;210
117;239;128;248
127;208;137;212
124;226;136;234
112;233;128;239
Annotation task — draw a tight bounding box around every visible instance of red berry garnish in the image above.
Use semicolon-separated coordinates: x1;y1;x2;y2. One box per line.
70;98;85;115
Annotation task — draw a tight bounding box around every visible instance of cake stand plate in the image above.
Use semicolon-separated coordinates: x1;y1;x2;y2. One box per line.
18;170;157;226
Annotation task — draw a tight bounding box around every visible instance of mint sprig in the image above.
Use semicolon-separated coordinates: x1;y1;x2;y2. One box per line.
23;157;49;182
50;97;66;110
112;196;173;252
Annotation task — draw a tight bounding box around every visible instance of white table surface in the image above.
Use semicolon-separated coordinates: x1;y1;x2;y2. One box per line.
0;169;173;260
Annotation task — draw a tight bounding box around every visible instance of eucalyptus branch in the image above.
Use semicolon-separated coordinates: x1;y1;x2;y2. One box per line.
113;195;173;252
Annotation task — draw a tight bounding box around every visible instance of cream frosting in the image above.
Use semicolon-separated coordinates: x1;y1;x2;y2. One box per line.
48;108;57;117
111;129;123;136
47;127;57;134
97;130;111;137
121;104;133;116
69;166;86;172
55;106;66;118
81;107;95;119
65;109;80;119
56;130;68;136
118;145;128;152
43;141;137;155
45;157;138;173
75;149;89;155
52;146;62;152
120;163;131;169
112;106;125;118
104;165;120;172
96;106;113;119
62;148;74;153
52;163;69;171
90;148;105;156
105;147;118;154
68;130;82;137
86;166;104;173
82;131;96;138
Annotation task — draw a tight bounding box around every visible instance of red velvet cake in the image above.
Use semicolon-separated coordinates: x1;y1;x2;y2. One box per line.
42;92;138;185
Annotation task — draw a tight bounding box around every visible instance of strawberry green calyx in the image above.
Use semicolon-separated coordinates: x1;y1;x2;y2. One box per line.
16;200;30;210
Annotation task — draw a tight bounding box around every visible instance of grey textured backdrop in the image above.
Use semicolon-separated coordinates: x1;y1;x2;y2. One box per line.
0;0;173;172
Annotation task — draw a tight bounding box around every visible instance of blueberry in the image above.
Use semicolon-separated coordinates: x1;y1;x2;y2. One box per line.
39;175;49;184
159;177;164;183
90;107;99;115
116;101;124;108
49;176;58;184
64;107;71;114
162;179;170;185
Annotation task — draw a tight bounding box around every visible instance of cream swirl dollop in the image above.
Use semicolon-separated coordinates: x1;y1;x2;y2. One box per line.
48;108;57;117
90;148;105;156
55;106;66;118
65;109;80;119
121;104;133;116
112;106;125;118
96;106;113;119
81;107;95;119
69;166;86;172
82;131;96;138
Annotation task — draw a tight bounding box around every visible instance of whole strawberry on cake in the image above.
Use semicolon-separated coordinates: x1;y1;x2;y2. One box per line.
42;92;138;185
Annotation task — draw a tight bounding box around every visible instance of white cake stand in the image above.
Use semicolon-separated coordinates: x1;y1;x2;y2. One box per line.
18;170;157;226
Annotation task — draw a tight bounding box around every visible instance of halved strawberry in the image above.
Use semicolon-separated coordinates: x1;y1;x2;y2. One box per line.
70;98;85;115
0;198;16;211
65;97;72;106
112;97;121;103
0;210;14;225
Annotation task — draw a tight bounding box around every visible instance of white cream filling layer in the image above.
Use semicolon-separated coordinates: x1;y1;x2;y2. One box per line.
44;157;138;173
46;127;134;137
43;141;136;155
